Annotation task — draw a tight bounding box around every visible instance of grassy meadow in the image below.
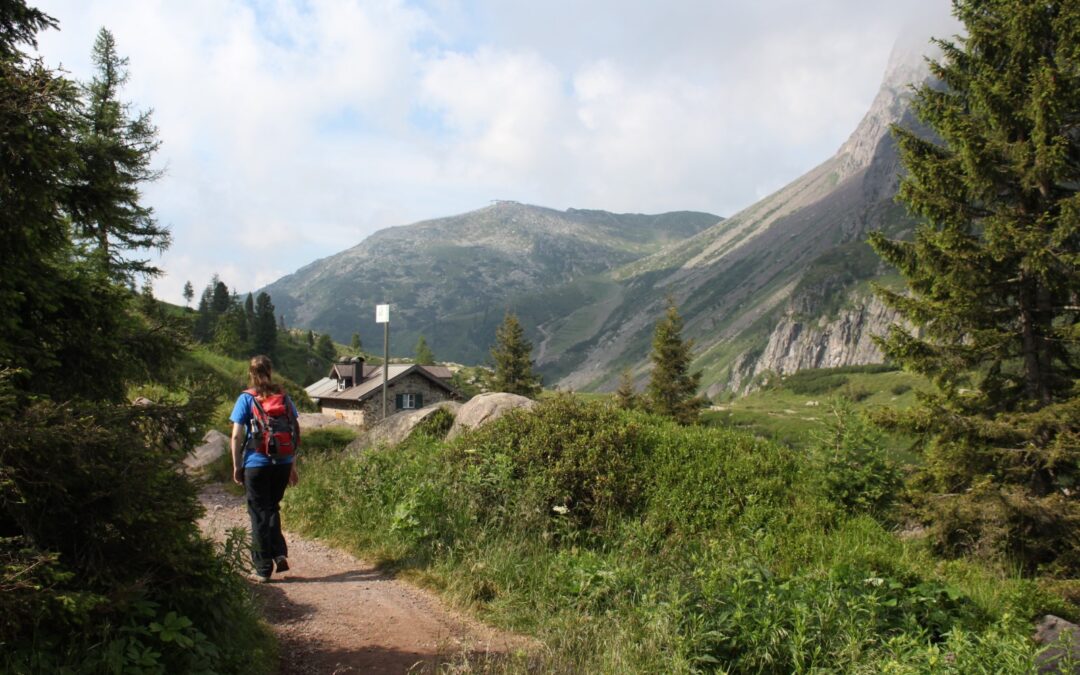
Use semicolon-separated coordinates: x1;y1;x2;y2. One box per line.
282;393;1076;673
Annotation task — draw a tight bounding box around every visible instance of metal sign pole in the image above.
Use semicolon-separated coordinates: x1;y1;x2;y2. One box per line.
376;304;390;419
383;321;389;418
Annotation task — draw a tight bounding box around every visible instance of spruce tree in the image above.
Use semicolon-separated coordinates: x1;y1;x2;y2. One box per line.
614;367;640;410
252;292;276;356
68;27;168;280
869;0;1080;572
182;280;193;307
307;330;315;348
490;312;541;398
315;333;335;361
646;298;704;425
351;332;362;354
415;335;435;365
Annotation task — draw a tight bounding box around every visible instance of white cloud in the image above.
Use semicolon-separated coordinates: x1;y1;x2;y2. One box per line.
31;0;954;304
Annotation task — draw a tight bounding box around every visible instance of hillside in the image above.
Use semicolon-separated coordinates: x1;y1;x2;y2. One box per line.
261;205;719;366
540;37;932;395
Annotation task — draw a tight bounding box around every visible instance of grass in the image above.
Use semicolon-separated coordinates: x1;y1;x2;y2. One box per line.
282;395;1068;673
703;366;928;454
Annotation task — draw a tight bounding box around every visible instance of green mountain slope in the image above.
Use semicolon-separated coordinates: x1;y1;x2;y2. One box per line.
261;204;720;366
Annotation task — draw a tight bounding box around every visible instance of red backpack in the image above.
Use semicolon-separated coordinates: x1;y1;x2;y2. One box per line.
245;388;299;461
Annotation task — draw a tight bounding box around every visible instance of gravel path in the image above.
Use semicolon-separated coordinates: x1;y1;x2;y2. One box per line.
198;484;528;674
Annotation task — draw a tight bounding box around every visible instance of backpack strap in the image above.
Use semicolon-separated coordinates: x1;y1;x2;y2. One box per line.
283;393;300;452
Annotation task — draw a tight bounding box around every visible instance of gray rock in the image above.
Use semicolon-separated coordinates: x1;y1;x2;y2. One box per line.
1035;615;1080;674
297;412;355;430
184;429;229;471
346;401;461;452
446;393;536;441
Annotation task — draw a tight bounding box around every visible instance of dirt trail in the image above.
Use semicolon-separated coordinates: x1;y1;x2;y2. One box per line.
198;484;527;674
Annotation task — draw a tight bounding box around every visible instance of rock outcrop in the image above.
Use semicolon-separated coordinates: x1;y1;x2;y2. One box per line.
1034;615;1080;674
725;295;900;394
347;401;461;452
446;393;537;441
184;429;229;472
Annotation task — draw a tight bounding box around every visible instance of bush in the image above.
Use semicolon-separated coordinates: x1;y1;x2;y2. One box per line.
891;383;912;396
810;399;903;519
452;394;648;535
0;388;273;673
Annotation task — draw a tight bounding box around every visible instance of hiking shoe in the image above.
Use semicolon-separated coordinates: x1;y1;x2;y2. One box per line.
274;556;290;573
250;572;271;583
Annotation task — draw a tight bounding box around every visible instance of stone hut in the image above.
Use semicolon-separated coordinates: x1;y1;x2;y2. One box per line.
305;357;460;427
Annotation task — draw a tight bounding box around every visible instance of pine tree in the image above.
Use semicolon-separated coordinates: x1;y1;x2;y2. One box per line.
350;332;362;354
490;312;541;398
307;330;315;348
869;0;1080;572
68;27;168;280
210;278;230;315
244;292;255;336
614;368;640;410
414;335;435;365
646;298;704;425
315;333;335;361
252;292;276;356
182;281;193;308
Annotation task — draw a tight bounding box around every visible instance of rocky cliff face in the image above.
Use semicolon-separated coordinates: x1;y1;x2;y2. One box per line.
724;294;900;394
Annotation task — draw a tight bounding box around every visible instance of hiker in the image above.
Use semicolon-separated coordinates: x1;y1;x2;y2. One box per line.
230;354;300;582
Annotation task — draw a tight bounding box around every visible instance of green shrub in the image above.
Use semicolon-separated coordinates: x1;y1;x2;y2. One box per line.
891;383;912;396
284;394;1047;673
810;399;903;519
784;370;850;395
411;405;455;440
301;426;358;454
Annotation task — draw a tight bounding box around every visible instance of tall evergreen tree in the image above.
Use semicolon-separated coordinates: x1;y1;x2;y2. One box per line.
869;0;1080;572
414;334;435;365
307;329;315;348
252;292;276;356
182;280;193;307
68;27;168;280
315;333;335;361
210;279;230;315
490;312;541;397
244;292;255;334
646;298;704;425
350;332;362;354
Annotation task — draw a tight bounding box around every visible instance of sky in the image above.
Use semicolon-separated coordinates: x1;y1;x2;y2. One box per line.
32;0;956;304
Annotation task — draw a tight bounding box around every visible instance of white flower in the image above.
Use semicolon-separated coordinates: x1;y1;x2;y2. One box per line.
552;505;569;515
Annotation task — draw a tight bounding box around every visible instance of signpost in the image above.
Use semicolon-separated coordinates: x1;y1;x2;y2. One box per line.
376;304;390;418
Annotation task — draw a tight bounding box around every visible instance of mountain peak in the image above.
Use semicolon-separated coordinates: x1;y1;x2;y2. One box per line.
834;32;938;180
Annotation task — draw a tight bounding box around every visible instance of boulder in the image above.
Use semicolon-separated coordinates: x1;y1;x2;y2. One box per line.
446;392;536;441
346;401;461;453
184;429;229;471
297;412;355;430
1035;615;1080;674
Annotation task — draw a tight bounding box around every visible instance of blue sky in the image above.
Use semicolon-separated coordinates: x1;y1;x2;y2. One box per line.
32;0;955;304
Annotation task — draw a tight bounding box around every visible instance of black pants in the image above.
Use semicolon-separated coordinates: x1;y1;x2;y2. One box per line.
244;463;291;576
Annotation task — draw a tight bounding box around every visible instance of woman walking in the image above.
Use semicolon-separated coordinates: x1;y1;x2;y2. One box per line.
230;355;300;582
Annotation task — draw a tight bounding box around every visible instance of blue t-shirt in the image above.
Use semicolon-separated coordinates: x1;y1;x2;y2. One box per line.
230;391;298;468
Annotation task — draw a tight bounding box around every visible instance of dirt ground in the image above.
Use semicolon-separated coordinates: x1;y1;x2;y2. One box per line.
198;484;529;674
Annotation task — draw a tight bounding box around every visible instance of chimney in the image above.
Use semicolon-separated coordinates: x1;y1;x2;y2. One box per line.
351;356;365;383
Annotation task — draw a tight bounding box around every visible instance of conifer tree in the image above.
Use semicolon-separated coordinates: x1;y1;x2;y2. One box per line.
869;0;1080;572
351;332;362;354
182;280;193;308
307;330;315;348
315;333;335;361
252;292;276;356
490;312;541;397
614;367;640;411
646;298;704;424
68;27;168;280
244;292;255;334
415;335;435;365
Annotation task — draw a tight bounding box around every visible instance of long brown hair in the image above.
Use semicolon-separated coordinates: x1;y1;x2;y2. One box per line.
249;354;282;397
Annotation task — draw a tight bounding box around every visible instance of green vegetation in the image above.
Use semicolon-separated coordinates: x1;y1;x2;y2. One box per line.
414;334;435;365
646;299;705;424
870;0;1080;575
704;366;926;452
285;396;1067;672
490;312;542;397
0;6;272;671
